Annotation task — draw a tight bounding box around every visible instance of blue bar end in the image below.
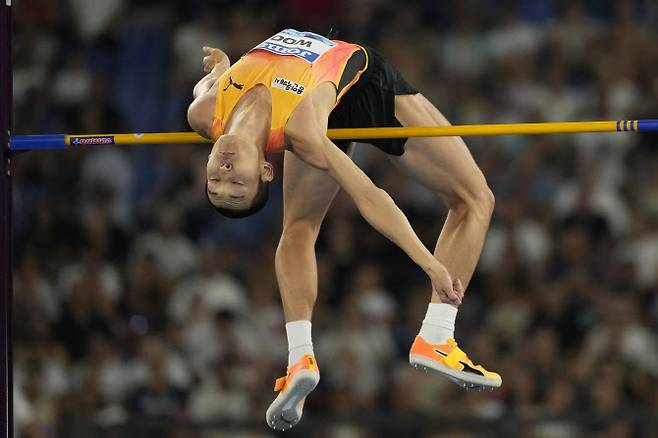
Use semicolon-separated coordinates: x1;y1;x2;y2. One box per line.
637;120;658;132
9;135;67;151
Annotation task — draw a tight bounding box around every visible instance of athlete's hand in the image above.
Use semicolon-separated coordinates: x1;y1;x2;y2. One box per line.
451;278;465;306
202;46;229;73
426;262;461;306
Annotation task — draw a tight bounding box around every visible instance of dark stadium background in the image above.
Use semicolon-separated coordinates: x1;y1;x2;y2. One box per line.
11;0;658;436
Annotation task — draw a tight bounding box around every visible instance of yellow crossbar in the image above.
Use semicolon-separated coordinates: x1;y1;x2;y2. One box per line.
68;121;624;145
8;120;657;150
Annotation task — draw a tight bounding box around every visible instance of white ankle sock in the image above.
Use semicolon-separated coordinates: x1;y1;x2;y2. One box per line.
286;320;314;365
418;303;458;345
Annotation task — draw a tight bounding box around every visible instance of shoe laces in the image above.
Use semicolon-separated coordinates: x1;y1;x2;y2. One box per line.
446;338;481;367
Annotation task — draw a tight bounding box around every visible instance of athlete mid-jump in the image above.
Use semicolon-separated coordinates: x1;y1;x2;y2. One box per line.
187;29;500;431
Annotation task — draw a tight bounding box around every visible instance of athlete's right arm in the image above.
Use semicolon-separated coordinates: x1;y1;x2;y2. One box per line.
193;47;230;98
188;47;230;138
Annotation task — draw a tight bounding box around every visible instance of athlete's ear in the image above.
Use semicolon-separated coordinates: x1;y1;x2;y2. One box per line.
261;161;274;182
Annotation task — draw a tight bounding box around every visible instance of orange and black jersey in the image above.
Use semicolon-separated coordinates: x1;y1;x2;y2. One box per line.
211;29;367;153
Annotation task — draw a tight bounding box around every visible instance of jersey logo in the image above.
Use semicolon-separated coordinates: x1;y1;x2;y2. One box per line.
272;77;305;95
252;29;336;63
223;76;244;92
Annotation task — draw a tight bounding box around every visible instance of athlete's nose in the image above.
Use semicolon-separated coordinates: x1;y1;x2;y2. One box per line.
220;162;232;171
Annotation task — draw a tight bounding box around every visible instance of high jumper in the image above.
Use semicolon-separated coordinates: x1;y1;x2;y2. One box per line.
187;28;500;431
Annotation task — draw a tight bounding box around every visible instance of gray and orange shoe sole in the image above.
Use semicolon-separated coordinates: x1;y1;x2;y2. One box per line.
266;355;320;431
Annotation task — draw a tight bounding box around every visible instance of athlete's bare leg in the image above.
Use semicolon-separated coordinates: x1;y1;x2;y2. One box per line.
268;148;350;430
393;94;495;304
394;94;501;389
276;145;354;321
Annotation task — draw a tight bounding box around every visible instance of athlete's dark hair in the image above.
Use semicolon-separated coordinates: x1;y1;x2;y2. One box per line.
205;180;269;218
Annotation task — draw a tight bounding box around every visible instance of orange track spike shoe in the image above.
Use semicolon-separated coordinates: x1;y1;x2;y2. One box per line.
409;336;502;390
266;355;320;431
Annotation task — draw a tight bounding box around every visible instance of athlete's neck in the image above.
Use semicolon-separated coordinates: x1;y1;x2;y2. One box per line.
224;85;272;155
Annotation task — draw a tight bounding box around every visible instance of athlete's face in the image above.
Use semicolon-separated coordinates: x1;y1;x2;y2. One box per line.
206;136;271;209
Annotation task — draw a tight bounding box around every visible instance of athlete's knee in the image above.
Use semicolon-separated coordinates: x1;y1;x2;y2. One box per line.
476;185;495;219
448;178;495;223
278;219;322;249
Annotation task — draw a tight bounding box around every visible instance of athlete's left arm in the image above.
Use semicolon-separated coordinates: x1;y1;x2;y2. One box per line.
286;113;460;304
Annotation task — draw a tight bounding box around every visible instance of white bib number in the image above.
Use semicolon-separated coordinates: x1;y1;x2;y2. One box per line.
252;29;336;63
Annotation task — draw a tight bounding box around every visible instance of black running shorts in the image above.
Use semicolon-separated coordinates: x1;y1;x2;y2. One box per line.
328;47;419;156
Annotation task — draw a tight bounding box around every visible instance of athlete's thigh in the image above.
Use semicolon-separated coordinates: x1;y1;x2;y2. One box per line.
392;94;488;205
282;144;354;226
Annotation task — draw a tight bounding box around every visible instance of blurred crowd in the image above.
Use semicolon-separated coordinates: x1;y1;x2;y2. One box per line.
10;0;658;437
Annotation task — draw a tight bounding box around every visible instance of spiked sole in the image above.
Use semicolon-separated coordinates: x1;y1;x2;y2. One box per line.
266;369;319;431
409;353;501;391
